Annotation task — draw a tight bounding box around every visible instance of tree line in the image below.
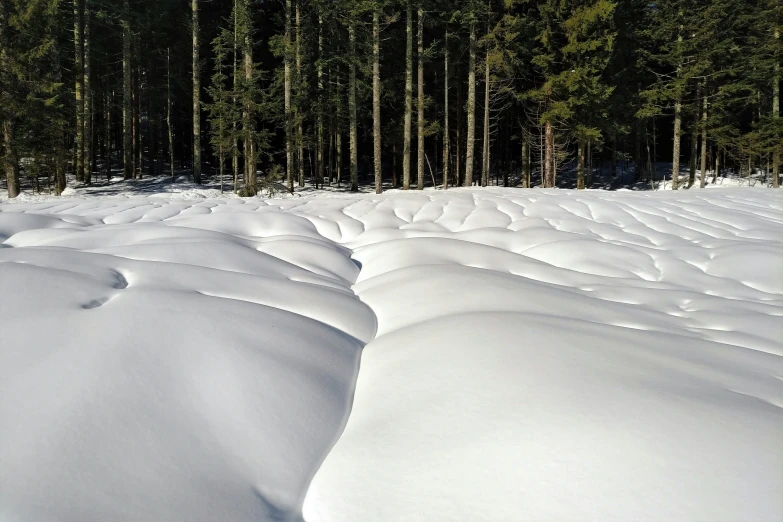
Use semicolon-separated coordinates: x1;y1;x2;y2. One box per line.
0;0;780;198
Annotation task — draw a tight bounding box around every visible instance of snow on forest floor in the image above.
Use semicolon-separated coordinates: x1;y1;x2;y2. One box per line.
1;187;782;521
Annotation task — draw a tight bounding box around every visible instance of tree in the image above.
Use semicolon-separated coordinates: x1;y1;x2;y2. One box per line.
417;5;424;190
373;8;382;194
403;4;413;189
192;0;202;184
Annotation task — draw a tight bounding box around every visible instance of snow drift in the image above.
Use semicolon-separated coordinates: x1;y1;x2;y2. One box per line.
1;188;781;522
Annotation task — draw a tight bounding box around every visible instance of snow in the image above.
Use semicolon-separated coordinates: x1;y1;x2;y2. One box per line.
1;187;782;521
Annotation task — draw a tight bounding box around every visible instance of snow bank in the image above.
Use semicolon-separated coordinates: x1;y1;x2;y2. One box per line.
1;188;781;521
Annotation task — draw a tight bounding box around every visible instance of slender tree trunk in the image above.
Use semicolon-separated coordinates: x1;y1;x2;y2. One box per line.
456;75;461;187
713;146;720;183
403;6;413;190
481;47;490;187
191;0;201;183
417;6;424;190
3;120;19;198
284;0;293;192
336;131;342;187
373;10;382;194
167;49;174;180
699;84;708;188
688;82;701;188
74;0;84;182
105;90;112;182
232;0;239;191
122;0;132;180
442;36;449;190
348;21;358;192
521;124;530;188
317;14;324;190
83;0;92;184
773;25;780;188
134;56;141;179
544;121;554;188
244;16;255;194
577;138;585;190
464;21;476;187
296;0;304;188
672;98;682;190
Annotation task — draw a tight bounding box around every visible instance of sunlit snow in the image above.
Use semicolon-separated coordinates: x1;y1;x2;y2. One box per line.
1;188;781;521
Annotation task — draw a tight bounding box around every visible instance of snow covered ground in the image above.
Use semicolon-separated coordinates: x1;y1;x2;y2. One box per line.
1;187;782;521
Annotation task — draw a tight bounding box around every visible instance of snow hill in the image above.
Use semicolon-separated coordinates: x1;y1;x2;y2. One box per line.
1;188;781;522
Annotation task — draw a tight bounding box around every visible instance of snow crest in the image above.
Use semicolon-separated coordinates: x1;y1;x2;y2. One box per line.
1;189;782;521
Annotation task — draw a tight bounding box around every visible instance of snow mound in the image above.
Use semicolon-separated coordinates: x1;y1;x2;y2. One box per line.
1;188;782;522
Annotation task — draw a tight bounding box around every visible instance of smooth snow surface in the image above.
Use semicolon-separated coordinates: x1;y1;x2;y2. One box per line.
1;188;782;522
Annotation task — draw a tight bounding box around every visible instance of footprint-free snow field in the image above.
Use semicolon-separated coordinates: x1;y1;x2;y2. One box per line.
1;188;781;521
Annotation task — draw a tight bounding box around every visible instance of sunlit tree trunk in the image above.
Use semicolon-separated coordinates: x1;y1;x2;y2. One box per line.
442;36;449;190
296;0;304;187
773;25;780;188
544;120;554;188
699;84;708;188
317;14;324;189
84;0;92;184
192;0;201;183
672;98;682;190
373;10;382;194
403;6;412;190
417;6;424;190
284;0;293;192
243;0;255;194
232;0;239;191
74;0;84;182
348;21;358;192
3;120;19;198
521;123;530;188
167;49;174;179
577;138;585;189
481;48;490;187
122;0;132;180
464;21;476;187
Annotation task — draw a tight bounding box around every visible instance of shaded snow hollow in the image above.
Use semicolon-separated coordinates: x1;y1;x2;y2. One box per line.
0;188;781;522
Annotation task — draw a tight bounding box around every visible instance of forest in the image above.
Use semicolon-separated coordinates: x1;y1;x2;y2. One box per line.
0;0;780;198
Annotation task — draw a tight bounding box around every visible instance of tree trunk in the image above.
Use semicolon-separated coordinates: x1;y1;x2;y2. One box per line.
3;120;19;198
243;0;255;194
336;131;342;187
296;0;304;188
688;82;701;188
464;21;476;187
83;0;92;184
403;6;412;190
672;97;682;190
442;36;449;190
105;90;112;182
284;0;293;192
317;14;324;190
455;75;461;187
714;147;720;183
577;138;585;190
122;0;132;180
481;48;490;187
373;10;382;194
521;124;530;188
699;84;708;188
348;21;358;192
417;6;424;190
232;0;239;191
74;0;84;182
544;121;554;188
167;49;174;180
773;25;780;188
191;0;201;183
